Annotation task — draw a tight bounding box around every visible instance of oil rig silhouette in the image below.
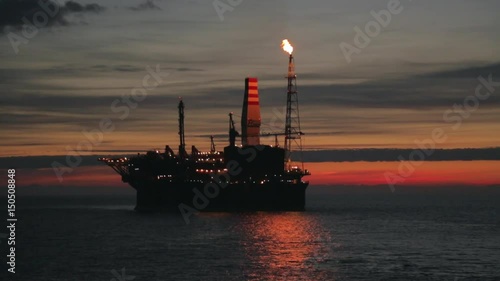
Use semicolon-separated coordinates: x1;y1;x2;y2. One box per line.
99;40;310;211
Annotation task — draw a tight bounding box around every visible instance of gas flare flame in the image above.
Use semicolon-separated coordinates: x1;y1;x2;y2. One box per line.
281;39;294;55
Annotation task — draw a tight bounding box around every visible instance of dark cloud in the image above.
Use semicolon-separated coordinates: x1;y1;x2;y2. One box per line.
129;0;161;11
134;62;500;111
63;1;104;13
299;148;500;163
423;63;500;79
106;65;144;72
0;65;201;84
0;155;102;169
176;67;204;72
0;63;498;132
0;0;105;32
0;94;181;113
0;0;66;30
1;148;499;169
257;62;500;110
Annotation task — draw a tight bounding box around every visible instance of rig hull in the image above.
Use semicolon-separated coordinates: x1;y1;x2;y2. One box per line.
131;180;308;212
99;71;311;212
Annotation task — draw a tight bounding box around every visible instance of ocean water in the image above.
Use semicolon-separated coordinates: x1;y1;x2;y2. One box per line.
7;186;500;281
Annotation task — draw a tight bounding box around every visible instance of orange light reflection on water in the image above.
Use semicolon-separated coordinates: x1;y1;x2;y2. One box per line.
236;213;335;280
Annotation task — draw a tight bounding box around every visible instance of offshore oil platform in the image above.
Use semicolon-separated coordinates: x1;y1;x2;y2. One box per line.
99;40;310;212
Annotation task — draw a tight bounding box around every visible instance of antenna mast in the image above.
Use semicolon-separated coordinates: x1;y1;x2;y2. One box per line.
210;135;216;153
228;113;239;147
178;98;187;158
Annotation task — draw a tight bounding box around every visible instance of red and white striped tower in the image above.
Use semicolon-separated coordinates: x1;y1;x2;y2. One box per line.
241;77;261;146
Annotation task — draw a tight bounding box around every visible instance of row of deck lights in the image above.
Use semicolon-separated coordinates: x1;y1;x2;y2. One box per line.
195;168;228;173
195;158;223;163
156;178;300;184
196;152;222;155
98;157;128;163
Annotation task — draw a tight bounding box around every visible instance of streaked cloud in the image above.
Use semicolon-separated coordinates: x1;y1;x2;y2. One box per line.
1;148;499;171
0;0;499;157
128;0;161;11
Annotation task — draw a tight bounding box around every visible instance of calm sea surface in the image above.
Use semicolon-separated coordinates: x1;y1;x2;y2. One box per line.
7;186;500;281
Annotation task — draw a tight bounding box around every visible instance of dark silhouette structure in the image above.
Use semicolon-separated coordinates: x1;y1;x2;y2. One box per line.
99;54;310;211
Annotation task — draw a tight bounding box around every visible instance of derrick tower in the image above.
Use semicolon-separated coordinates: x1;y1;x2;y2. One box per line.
282;40;304;169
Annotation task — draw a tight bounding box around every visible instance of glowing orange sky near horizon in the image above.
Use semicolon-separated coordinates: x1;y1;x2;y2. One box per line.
306;161;500;186
11;161;500;192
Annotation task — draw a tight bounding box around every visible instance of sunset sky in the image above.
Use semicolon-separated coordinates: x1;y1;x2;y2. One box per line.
1;0;499;191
